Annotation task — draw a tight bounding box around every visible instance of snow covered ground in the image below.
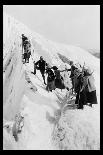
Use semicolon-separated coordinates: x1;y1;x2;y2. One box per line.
3;12;100;150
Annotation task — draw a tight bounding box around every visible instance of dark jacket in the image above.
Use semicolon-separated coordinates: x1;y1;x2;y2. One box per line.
22;35;28;43
68;65;77;78
35;60;47;72
46;68;55;82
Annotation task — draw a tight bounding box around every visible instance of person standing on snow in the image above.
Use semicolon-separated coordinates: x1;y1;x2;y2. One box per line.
52;66;69;91
67;61;78;93
35;56;47;85
33;60;36;75
75;67;97;109
45;64;56;92
21;34;28;63
81;68;97;107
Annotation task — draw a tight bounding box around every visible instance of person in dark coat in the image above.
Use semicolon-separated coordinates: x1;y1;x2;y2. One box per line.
81;68;98;107
33;61;36;75
35;56;47;85
22;34;28;63
67;61;78;93
52;66;66;90
22;34;28;53
75;73;85;109
75;67;97;109
46;65;56;92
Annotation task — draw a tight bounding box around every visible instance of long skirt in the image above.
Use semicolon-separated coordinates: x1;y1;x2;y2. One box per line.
55;78;65;89
75;89;97;109
86;90;98;104
46;80;55;91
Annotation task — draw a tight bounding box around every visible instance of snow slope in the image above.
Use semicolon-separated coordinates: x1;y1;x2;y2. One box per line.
3;12;100;150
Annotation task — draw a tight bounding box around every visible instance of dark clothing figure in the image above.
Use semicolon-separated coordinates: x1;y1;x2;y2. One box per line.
33;61;36;75
46;68;56;92
68;65;77;78
22;34;29;63
35;57;47;84
52;66;66;90
75;69;97;109
67;62;77;93
22;34;31;63
75;74;84;109
46;68;55;82
22;34;28;53
54;69;64;89
35;59;47;72
24;53;27;63
86;90;97;106
26;51;31;63
82;71;97;106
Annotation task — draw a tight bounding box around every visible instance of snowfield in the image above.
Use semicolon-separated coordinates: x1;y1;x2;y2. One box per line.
3;12;100;150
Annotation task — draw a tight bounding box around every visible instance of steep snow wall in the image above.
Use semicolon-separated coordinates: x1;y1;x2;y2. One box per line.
3;13;25;121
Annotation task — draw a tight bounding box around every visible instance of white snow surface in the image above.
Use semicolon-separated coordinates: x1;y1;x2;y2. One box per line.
3;12;100;150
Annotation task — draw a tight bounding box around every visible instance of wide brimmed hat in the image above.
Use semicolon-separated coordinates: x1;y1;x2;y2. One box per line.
52;66;58;70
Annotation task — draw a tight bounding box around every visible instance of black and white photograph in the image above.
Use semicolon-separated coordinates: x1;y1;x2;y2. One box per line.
3;5;100;150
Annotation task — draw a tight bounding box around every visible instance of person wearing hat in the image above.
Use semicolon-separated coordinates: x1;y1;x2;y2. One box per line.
52;66;67;90
21;34;28;52
21;34;28;63
67;61;78;93
45;64;56;92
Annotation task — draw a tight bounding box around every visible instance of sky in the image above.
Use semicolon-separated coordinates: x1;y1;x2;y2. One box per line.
3;5;100;50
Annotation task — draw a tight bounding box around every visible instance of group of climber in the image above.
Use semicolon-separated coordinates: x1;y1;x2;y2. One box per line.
33;56;69;92
67;60;98;109
33;56;98;109
22;34;31;63
21;34;98;110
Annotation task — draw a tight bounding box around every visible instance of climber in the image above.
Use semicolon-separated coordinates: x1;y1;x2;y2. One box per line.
22;34;28;63
75;67;97;109
52;66;69;91
33;60;36;75
26;42;31;63
81;67;97;107
75;72;84;109
72;67;83;94
67;61;78;93
35;56;48;85
45;64;56;92
22;34;28;53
